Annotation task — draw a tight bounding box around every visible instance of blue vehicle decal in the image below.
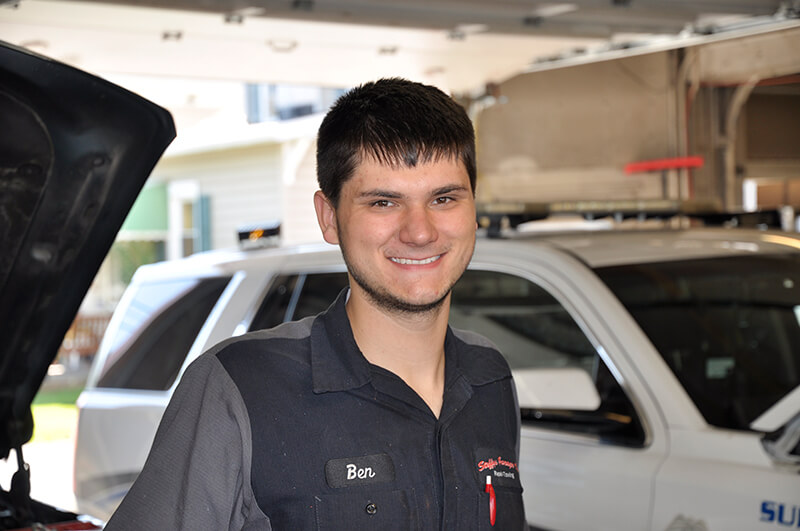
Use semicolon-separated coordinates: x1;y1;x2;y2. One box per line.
761;501;800;527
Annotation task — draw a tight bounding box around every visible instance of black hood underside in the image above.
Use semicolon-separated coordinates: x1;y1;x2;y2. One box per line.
0;41;176;458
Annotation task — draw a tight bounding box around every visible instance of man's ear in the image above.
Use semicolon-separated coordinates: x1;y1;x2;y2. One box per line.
314;190;340;245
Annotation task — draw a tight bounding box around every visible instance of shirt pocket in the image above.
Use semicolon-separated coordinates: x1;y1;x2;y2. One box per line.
477;487;526;531
314;488;417;530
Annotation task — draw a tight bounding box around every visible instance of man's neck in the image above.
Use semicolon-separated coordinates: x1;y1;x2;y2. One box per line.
346;291;449;418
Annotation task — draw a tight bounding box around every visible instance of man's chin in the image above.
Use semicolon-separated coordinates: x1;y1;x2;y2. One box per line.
366;289;450;315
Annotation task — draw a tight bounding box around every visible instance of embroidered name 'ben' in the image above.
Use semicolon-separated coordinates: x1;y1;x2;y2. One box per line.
347;463;376;480
326;453;395;488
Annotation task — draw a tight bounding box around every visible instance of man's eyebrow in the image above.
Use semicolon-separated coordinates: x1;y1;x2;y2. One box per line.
357;184;470;200
358;189;404;199
432;185;470;196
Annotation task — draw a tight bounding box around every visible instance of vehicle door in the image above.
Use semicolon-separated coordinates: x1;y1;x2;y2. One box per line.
460;243;669;531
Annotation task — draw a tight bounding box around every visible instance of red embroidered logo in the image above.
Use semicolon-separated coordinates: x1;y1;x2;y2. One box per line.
477;456;518;472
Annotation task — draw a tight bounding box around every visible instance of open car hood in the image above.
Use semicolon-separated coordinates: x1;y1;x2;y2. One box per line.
0;41;175;458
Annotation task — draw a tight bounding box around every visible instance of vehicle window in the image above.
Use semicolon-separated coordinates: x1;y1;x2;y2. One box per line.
96;276;230;390
596;253;800;432
248;274;301;331
249;273;348;331
292;273;349;320
449;269;645;446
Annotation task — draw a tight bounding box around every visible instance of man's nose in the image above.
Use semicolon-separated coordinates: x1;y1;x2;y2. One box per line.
399;205;438;245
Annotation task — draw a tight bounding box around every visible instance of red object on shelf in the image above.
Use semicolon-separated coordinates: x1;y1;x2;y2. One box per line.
624;156;704;174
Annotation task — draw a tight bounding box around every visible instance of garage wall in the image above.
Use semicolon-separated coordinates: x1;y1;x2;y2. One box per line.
688;25;800;209
477;25;800;212
476;52;676;204
739;89;800;206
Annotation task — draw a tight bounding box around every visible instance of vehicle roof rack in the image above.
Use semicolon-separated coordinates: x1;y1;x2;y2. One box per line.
476;199;785;237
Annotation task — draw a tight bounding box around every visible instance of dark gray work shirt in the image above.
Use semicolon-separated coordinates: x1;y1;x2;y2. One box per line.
106;290;525;530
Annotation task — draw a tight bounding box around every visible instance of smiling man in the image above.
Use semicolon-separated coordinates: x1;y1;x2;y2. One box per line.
106;78;525;530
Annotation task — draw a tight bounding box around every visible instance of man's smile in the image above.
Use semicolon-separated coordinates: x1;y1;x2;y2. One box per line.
389;255;442;265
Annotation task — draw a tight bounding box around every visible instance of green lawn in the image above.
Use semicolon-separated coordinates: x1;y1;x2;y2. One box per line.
30;387;83;443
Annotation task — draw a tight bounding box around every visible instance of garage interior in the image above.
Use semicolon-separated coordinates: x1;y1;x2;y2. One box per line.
2;0;800;521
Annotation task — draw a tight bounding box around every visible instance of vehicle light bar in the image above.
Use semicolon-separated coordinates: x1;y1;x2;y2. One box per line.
237;221;281;249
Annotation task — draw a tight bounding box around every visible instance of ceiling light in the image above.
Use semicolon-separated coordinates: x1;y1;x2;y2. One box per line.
529;3;578;18
378;46;398;55
267;40;297;52
448;23;488;40
224;7;265;23
237;7;266;16
456;23;488;34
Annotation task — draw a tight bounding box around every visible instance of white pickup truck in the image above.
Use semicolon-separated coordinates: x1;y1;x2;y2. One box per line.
75;225;800;530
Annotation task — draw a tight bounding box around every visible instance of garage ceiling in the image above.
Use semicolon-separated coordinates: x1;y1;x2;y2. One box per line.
0;0;795;94
18;0;793;36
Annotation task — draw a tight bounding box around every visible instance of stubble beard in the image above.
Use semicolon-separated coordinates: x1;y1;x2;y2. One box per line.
348;262;453;315
340;244;466;317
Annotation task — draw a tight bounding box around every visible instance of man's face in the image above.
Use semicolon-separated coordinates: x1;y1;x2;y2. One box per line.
315;156;477;314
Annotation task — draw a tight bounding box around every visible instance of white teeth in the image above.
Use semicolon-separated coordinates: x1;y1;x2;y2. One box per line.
390;255;441;265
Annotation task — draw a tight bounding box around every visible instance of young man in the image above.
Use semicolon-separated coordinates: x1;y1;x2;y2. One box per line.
105;78;525;530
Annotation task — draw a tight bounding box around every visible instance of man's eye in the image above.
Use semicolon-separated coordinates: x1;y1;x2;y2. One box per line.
433;197;453;205
372;199;393;208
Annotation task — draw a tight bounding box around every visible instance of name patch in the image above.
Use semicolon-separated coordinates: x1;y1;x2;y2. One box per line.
325;453;395;489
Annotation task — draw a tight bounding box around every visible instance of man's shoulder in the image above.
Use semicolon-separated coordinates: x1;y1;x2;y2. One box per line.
209;315;317;374
451;327;498;351
450;327;512;385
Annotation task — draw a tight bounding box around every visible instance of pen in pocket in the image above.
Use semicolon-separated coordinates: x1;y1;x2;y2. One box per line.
485;475;496;526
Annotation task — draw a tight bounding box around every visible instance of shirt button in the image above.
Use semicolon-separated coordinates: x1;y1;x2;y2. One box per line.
365;502;378;515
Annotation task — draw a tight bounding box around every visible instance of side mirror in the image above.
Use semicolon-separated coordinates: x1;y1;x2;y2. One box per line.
513;368;601;411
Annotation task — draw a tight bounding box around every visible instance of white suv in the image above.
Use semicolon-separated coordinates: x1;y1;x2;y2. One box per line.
75;225;800;530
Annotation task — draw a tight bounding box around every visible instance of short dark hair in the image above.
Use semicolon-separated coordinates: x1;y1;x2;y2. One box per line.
316;78;476;207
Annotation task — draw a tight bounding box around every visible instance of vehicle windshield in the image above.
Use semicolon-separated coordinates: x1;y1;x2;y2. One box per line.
595;253;800;432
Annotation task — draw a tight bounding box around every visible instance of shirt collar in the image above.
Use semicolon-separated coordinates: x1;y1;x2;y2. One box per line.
310;288;511;394
311;289;372;393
